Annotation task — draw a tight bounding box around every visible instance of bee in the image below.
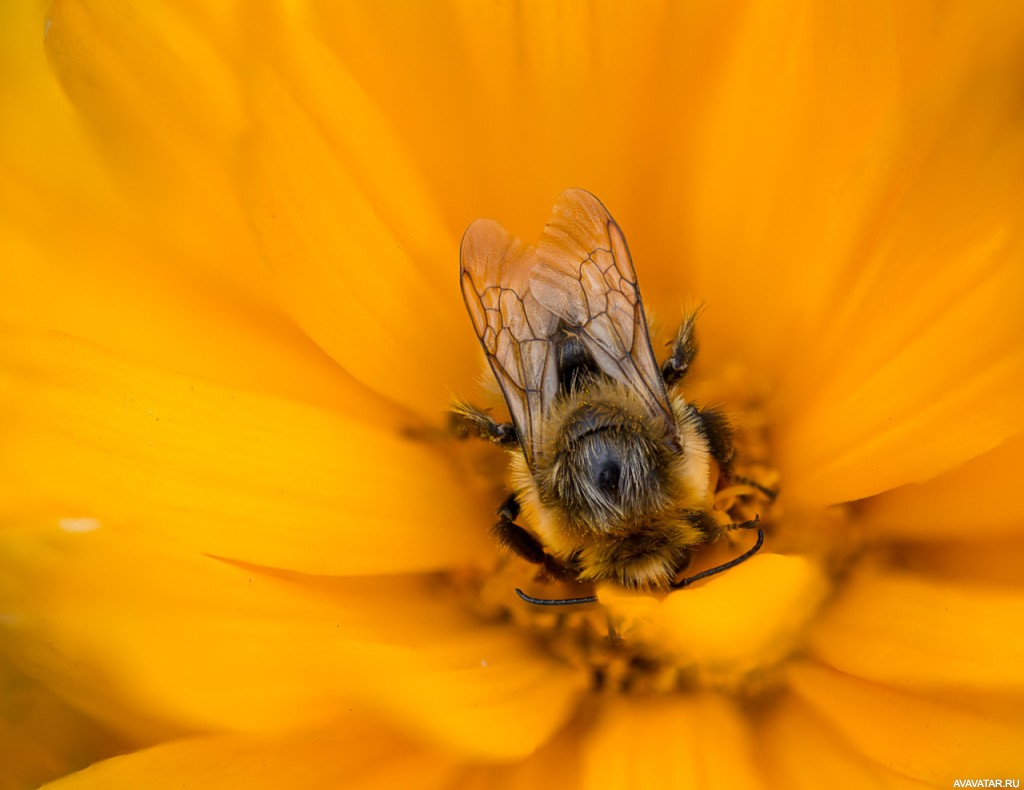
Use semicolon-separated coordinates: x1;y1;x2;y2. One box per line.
454;189;763;606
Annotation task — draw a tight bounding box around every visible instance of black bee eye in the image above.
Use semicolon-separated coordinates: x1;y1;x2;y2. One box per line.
596;459;621;497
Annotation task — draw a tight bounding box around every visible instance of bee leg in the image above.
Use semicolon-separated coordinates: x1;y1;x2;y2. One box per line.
493;493;572;579
448;403;518;447
733;474;779;501
695;406;735;474
660;309;700;387
492;493;543;562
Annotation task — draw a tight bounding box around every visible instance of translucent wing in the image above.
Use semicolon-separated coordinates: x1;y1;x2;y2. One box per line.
532;188;674;427
460;219;560;464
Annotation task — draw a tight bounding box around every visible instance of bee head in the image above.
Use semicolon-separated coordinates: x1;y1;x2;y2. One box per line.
538;388;679;534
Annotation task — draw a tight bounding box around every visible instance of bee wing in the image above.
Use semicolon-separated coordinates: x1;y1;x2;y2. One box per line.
533;188;674;426
460;219;560;463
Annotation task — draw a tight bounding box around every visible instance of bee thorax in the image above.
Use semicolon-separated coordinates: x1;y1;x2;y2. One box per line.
536;393;679;534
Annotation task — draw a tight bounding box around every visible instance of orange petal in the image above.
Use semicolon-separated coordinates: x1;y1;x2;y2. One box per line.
603;1;1024;508
686;2;1024;381
1;329;490;576
600;553;829;685
761;5;1024;506
788;662;1024;784
239;15;478;419
45;0;242;172
0;523;586;759
311;2;737;247
860;432;1024;540
682;1;921;367
892;533;1024;589
41;726;458;790
762;694;936;790
808;567;1024;694
776;247;1024;507
580;695;762;790
0;656;131;790
44;0;269;302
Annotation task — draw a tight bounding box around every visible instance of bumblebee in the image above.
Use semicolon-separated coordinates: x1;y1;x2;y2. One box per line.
454;189;762;605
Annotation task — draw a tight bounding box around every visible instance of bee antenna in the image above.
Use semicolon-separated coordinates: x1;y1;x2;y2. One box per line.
514;588;598;607
670;527;765;590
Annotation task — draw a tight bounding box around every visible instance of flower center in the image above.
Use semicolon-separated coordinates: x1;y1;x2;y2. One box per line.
445;363;841;696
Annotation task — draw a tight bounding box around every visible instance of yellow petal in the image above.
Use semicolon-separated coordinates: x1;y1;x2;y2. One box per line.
580;695;762;790
1;0;114;228
0;223;372;413
1;329;490;576
762;694;936;790
4;7;348;412
0;2;49;94
239;16;477;419
454;713;587;790
601;553;829;685
860;432;1024;540
44;0;268;301
0;656;130;790
244;7;454;288
41;726;458;790
788;662;1024;783
808;567;1024;694
0;523;586;759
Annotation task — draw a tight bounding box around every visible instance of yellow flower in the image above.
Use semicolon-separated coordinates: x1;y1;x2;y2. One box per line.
2;1;1024;788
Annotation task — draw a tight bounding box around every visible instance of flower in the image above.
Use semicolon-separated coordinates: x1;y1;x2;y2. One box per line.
2;1;1024;787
